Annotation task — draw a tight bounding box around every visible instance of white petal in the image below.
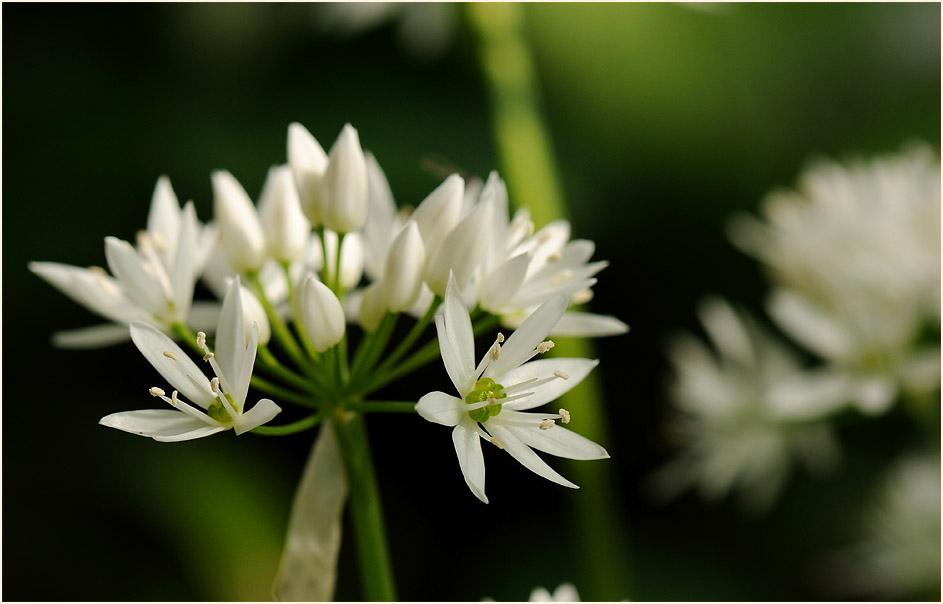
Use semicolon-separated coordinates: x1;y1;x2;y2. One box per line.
851;375;897;415
486;294;568;380
424;198;492;296
321;124;369;233
30;261;145;324
411;173;464;261
545;311;629;337
486;423;577;489
212;170;266;272
383;221;426;312
512;423;609;460
169;201;199;318
100;409;223;441
499;358;599;411
274;421;348;601
358;282;387;333
767;289;852;360
440;273;476;395
215;277;246;390
104;237;168;315
361;152;398;281
480;253;529;311
552;583;580;602
697;297;755;366
416;391;464;426
766;369;851;420
129;322;215;408
452;424;488;503
146;176;181;254
233;324;260;413
234;398;281;435
259;164;310;263
301;276;346;352
288;122;329;226
51;324;131;348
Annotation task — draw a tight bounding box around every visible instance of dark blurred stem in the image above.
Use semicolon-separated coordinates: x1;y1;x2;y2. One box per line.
467;3;634;599
332;410;397;601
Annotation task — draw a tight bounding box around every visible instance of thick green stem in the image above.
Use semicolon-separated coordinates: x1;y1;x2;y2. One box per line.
331;411;396;601
468;4;633;599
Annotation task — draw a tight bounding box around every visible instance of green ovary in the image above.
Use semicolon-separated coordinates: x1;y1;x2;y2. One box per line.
207;395;234;424
465;377;506;422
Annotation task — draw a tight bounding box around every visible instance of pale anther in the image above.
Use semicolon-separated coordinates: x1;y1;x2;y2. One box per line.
496;332;505;343
88;265;107;276
559;408;571;424
203;351;214;361
170;390;180;406
163;350;179;360
570;289;594;304
537;340;555;354
136;230;153;253
554;369;570;380
487;397;497;405
490;343;501;361
491;437;505;450
210;377;220;394
539;419;555;430
150;231;167;253
149;387;165;397
196;331;206;348
549;269;573;287
547;252;562;263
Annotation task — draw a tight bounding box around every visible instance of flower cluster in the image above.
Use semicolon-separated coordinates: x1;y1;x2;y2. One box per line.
656;145;941;512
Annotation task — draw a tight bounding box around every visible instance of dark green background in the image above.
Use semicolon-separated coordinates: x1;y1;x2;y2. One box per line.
3;3;939;601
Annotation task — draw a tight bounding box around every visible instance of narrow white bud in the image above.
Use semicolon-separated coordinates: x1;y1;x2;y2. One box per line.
537;340;555;354
411;173;464;258
322;229;366;290
425;199;494;296
301;276;346;352
558;408;571;424
554;370;570;380
321;124;368;233
149;387;165;397
539;419;555;430
212;170;266;272
288;122;329;227
383;221;426;312
359;281;387;334
238;285;272;346
258;164;310;263
163;350;179;360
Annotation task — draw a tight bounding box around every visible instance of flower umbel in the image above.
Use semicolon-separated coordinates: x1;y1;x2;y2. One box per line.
416;272;608;503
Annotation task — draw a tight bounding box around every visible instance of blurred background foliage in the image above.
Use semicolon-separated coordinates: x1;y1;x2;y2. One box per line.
3;2;939;601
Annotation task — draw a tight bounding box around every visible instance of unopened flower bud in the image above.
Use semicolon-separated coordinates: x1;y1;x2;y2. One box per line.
212;170;265;272
359;281;387;333
322;229;365;290
411;173;464;259
321;124;368;234
425;199;493;296
258;164;310;264
301;276;346;352
238;284;271;346
287;122;328;227
383;221;426;312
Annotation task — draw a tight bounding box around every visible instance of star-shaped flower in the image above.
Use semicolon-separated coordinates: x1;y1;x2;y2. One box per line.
416;273;608;503
100;277;281;441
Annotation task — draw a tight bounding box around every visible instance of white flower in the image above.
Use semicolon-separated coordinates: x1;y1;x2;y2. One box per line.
99;277;281;441
212;169;267;273
30;177;213;347
416;273;608;503
530;583;581;602
650;297;842;512
424;197;494;296
258;164;311;264
288;122;329;227
321;123;369;234
301;276;346;352
728;144;941;415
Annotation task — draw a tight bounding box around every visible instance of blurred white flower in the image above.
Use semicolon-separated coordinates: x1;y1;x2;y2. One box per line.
728;144;941;415
651;297;843;512
30;177;215;347
530;583;581;602
416;273;608;503
99;278;281;441
839;454;941;599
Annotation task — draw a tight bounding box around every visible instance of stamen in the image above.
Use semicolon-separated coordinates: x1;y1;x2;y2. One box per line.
148;387;165;397
150;231;167;253
547;252;562;263
537;340;555;354
170;390;180;407
539;419;555;430
559;408;571;424
203;351;214;361
163;350;179;360
490;343;501;361
136;230;152;253
554;369;570;380
571;289;594;304
491;437;505;450
210;377;220;394
496;332;505;343
501;377;539;395
88;265;107;277
549;269;573;287
196;331;206;349
537;230;553;244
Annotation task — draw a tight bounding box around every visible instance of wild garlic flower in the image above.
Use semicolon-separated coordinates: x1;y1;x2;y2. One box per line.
416;273;608;503
529;583;581;602
471;172;628;338
728;144;941;415
651;298;842;512
30;177;215;347
99;278;281;441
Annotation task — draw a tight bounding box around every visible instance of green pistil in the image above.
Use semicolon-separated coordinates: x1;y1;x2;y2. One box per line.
465;377;506;423
207;394;235;423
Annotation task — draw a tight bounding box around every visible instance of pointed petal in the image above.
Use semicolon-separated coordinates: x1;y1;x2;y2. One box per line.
288;122;329;226
452;424;488;503
439;272;475;394
767;289;852;360
100;409;223;441
147;176;181;246
129;322;215;408
513;423;609;460
51;324;131;348
485;294;568;380
215;277;246;388
104;237;169;315
170;201;199;317
697;297;755;366
486;423;578;489
362;152;398;281
416;391;464;426
233;324;260;413
480;253;529;311
30;261;148;325
234;398;282;434
274;421;348;601
500;358;599;410
546;311;629;337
